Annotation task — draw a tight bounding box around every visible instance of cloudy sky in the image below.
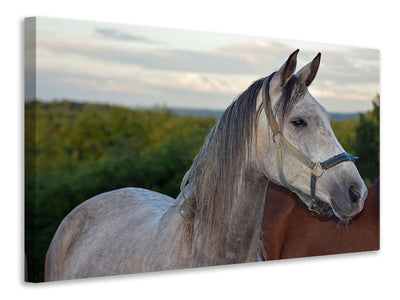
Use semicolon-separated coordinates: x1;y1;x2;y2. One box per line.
29;17;379;113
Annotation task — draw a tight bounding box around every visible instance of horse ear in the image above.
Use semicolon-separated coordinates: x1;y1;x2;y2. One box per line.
274;49;299;87
296;53;321;86
269;50;299;97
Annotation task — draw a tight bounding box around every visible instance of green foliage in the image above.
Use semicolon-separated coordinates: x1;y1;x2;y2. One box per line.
331;118;358;154
353;96;380;186
25;100;215;282
331;96;380;186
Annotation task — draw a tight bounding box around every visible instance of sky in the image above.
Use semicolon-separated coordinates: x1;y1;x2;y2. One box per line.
29;17;380;113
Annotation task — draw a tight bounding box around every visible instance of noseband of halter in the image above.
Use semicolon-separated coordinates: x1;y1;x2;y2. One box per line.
261;77;358;216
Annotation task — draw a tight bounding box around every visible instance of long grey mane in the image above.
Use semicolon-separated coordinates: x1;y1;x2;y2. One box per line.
179;76;266;248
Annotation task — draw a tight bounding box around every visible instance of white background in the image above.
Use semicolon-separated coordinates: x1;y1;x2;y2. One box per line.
2;1;399;299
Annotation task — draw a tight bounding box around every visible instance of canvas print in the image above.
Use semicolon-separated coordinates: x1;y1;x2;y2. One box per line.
24;17;380;282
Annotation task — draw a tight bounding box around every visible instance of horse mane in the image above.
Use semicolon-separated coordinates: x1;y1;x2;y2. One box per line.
179;71;307;250
179;76;265;247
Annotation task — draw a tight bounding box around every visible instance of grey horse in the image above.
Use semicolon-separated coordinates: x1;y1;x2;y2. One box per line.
45;50;367;281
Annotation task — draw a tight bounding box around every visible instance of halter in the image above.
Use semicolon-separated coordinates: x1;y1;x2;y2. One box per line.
261;78;358;216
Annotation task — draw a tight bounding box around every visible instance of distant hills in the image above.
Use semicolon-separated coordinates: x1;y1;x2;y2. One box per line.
329;112;360;121
29;99;360;122
171;108;223;119
170;107;360;121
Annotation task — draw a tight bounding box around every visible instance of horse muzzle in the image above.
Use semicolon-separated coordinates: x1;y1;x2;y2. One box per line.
329;181;368;220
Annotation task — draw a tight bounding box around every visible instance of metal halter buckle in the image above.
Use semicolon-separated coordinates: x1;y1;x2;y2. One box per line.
272;132;283;146
311;162;324;178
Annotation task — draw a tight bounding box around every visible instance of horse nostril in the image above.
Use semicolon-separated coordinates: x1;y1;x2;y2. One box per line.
349;185;360;204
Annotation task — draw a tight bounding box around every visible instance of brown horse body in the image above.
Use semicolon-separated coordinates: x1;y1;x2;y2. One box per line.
262;178;379;260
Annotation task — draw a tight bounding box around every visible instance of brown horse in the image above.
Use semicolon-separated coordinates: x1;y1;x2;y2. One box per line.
262;178;379;260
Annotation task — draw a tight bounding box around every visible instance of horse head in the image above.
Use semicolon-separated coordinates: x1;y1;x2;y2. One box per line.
256;50;367;220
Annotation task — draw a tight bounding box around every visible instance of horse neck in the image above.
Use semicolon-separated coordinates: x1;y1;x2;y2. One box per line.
178;83;270;265
224;167;269;261
190;165;269;265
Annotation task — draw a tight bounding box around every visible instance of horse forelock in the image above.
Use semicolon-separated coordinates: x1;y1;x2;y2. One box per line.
271;74;308;128
179;76;268;248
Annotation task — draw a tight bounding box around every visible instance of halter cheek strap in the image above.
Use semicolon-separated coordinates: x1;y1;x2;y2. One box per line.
261;78;358;216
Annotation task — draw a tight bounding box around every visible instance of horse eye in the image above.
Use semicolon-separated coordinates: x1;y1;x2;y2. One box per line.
291;118;307;127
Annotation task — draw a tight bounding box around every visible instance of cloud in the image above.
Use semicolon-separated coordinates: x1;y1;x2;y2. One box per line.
211;38;294;68
147;72;251;95
317;49;380;85
95;28;160;44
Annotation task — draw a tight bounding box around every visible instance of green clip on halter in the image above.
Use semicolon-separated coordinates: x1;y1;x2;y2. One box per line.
261;78;358;216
